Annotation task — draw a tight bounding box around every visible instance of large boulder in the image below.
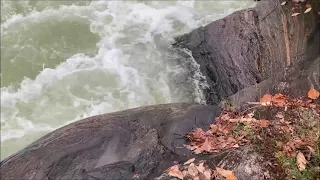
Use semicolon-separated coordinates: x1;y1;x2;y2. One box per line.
0;103;221;180
174;0;320;104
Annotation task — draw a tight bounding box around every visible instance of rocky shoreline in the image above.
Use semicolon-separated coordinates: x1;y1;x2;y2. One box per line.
1;0;319;179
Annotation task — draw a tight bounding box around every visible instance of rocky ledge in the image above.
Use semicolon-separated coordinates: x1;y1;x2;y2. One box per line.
174;0;319;105
1;0;319;179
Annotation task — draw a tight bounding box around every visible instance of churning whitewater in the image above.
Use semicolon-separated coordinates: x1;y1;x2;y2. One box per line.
0;0;254;159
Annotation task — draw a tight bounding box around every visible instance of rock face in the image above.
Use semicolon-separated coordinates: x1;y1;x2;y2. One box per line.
0;104;221;180
174;0;320;105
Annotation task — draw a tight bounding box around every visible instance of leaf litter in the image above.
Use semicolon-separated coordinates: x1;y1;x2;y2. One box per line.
165;89;320;179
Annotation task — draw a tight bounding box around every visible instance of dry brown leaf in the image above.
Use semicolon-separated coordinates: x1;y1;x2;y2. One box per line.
226;174;238;180
308;88;320;100
307;146;315;155
195;163;212;180
182;170;188;177
293;138;309;148
216;167;233;177
275;113;284;119
297;152;307;171
195;162;205;174
232;144;240;148
221;114;231;121
188;163;199;177
272;94;286;107
304;7;312;13
247;112;254;118
199;138;212;152
210;124;218;133
203;168;212;180
167;165;184;179
260;94;273;106
259;120;271;128
183;158;195;165
292;13;301;17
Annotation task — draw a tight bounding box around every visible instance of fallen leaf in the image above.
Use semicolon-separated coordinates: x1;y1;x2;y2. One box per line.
308;88;320;100
281;1;287;5
260;94;273;106
304;7;312;13
182;170;188;177
293;138;308;148
210;124;218;133
216;167;233;177
307;146;315;155
297;152;307;171
199;138;212;152
202;168;212;180
221;113;231;121
272;94;286;107
292;13;301;17
259;120;271;128
226;174;238;180
195;162;206;174
232;144;240;148
247;112;254;118
167;165;184;179
264;171;271;179
188;163;199;177
196;163;212;180
183;158;195;165
275;113;284;119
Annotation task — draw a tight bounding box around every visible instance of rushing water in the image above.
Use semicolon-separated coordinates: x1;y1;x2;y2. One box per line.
0;0;255;160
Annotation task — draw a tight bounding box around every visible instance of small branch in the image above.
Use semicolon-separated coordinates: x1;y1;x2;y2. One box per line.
246;102;261;105
240;105;261;115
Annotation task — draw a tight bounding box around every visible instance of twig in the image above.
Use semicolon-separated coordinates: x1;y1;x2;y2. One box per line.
240;105;261;115
246;102;261;105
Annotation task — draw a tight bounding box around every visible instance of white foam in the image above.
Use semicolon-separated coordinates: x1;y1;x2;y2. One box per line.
1;1;255;159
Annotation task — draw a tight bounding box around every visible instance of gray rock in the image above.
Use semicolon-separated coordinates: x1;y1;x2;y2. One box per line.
0;103;221;180
173;0;320;104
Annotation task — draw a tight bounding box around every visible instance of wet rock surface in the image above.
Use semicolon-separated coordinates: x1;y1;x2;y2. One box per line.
0;104;221;180
174;0;320;105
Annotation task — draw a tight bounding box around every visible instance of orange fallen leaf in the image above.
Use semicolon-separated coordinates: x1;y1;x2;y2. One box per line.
308;88;319;100
272;94;286;107
216;167;233;177
260;94;273;106
259;120;271;128
296;152;307;171
167;165;184;179
226;174;238;180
